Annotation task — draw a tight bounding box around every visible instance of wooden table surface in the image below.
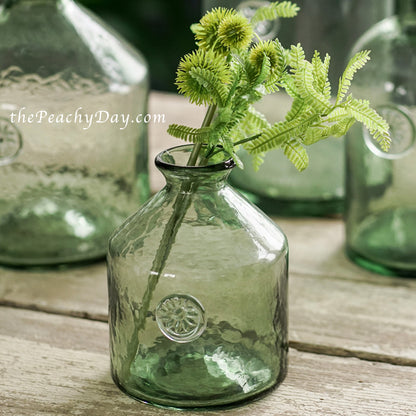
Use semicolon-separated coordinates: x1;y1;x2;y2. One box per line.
1;92;415;416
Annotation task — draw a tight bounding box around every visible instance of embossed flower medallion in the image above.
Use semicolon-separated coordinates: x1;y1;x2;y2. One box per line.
156;294;206;343
0;117;22;166
364;104;415;159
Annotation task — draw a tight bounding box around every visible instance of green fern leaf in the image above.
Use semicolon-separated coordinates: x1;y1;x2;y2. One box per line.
324;107;349;123
336;50;370;104
167;124;211;143
322;54;331;99
251;152;265;171
248;111;319;153
280;73;301;98
312;51;331;99
303;126;324;145
303;116;356;145
251;1;300;24
283;139;309;171
311;51;324;89
248;121;296;153
344;98;391;151
189;67;229;107
224;62;243;107
295;61;331;113
289;43;305;70
331;117;356;137
255;54;272;86
285;97;307;122
348;100;391;151
240;106;271;134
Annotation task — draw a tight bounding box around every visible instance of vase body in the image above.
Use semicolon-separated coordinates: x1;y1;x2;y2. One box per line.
345;0;416;277
107;145;289;409
0;0;149;266
204;0;394;215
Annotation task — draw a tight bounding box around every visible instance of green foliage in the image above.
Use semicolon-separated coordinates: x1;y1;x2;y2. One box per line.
167;124;211;143
336;50;370;105
168;1;391;171
250;1;300;24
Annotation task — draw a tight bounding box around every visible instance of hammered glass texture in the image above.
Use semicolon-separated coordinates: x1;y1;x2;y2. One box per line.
0;0;149;266
345;0;416;277
107;145;289;409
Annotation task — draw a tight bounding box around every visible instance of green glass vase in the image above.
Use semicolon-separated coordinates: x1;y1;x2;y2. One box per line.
107;145;289;409
0;0;149;267
345;0;416;277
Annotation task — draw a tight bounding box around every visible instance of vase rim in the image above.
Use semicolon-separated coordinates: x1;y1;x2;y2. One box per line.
155;144;236;172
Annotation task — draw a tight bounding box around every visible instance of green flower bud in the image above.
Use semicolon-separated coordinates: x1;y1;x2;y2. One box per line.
175;49;231;106
249;40;284;81
193;7;253;55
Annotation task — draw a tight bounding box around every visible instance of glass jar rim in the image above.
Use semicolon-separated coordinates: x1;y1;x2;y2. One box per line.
155;144;236;172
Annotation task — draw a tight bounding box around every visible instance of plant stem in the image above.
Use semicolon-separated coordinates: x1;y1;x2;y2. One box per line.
125;104;218;376
187;104;217;166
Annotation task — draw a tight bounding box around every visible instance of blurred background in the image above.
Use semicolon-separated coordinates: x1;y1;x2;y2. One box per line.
79;0;202;91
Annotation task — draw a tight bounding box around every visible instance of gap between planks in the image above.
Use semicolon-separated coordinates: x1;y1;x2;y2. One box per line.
1;301;415;369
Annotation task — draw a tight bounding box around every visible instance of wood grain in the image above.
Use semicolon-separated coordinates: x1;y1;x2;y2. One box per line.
1;306;415;416
1;232;416;366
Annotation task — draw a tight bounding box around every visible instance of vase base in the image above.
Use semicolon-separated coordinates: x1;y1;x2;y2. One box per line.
346;247;416;278
0;195;121;267
346;208;416;278
113;371;285;410
112;330;287;409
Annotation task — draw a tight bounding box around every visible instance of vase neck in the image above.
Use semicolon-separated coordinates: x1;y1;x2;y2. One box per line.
155;145;235;191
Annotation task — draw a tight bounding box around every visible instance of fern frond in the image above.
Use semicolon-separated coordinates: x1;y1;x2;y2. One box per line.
247;121;295;153
251;1;300;24
189;67;229;107
303;117;355;145
336;50;370;105
371;129;392;153
280;73;301;98
167;124;211;143
285;97;307;122
295;61;332;113
255;54;272;86
248;111;319;153
344;98;391;151
289;43;305;70
331;117;356;137
240;106;271;134
324;106;349;123
224;62;243;107
322;54;331;99
312;51;331;99
251;152;265;171
283;139;309;171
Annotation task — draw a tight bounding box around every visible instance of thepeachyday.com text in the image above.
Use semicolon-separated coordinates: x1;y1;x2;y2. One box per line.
9;107;166;130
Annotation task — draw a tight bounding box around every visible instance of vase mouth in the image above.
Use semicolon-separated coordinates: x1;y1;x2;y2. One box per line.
155;144;235;172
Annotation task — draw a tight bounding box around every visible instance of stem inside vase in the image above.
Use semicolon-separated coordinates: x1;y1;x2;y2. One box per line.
127;104;223;372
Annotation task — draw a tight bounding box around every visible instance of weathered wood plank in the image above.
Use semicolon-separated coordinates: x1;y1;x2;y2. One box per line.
277;217;416;283
1;253;415;365
1;307;415;416
0;262;108;321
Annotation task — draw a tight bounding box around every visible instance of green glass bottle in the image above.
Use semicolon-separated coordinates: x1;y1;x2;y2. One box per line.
0;0;149;266
345;0;416;277
204;0;393;215
107;145;288;409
